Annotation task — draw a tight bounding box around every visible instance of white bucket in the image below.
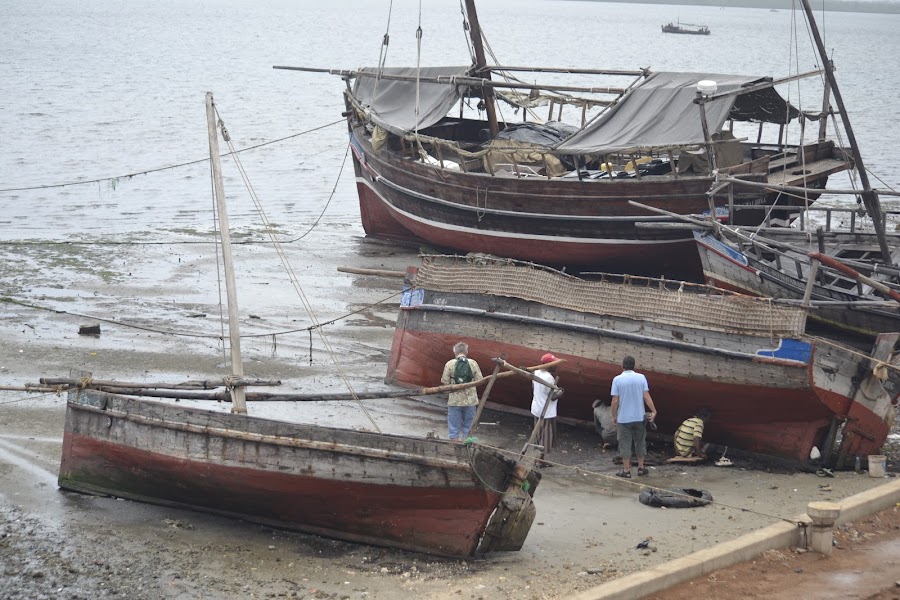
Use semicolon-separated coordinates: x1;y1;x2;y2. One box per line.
868;455;887;478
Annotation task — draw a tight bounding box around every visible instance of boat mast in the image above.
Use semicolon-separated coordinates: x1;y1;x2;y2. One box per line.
463;0;500;138
205;92;248;415
798;0;892;265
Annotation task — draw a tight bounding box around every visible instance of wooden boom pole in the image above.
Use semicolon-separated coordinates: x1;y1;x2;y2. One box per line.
798;0;892;266
205;92;247;415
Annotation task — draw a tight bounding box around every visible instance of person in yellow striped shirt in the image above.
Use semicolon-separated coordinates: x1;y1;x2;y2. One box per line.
674;409;711;458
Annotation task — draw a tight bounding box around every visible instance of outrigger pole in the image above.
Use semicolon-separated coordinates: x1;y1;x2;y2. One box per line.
798;0;892;265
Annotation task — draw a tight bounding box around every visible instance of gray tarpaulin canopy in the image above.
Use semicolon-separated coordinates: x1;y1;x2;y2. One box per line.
351;66;472;136
555;72;800;156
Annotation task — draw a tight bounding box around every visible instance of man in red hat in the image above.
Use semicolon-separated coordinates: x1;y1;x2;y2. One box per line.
531;352;562;467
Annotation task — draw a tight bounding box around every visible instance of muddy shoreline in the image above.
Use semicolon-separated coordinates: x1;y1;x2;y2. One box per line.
1;233;898;599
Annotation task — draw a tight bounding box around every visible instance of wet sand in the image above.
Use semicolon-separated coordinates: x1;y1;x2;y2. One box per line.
0;231;897;599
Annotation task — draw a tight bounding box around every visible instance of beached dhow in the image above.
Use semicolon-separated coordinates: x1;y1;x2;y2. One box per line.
56;94;542;559
275;1;854;278
388;255;898;466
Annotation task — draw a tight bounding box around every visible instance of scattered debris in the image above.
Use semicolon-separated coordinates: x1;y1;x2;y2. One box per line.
77;324;101;336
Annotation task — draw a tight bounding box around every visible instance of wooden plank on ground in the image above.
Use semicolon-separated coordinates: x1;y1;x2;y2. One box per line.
665;455;705;464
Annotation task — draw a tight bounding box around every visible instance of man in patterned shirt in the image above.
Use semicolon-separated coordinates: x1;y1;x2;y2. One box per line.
440;342;484;442
675;409;711;458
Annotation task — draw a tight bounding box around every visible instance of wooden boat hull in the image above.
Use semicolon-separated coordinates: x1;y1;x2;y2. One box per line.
694;230;900;339
59;390;539;557
387;259;896;465
349;126;842;279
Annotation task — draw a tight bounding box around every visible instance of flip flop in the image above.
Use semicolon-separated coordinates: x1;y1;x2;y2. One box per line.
615;471;631;478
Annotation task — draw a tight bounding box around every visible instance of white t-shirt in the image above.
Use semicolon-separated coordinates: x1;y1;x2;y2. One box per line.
531;369;558;419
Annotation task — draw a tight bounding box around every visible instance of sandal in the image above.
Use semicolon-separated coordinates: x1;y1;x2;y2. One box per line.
637;468;650;476
615;470;631;478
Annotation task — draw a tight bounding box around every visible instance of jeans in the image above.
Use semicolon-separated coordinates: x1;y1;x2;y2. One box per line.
448;405;477;440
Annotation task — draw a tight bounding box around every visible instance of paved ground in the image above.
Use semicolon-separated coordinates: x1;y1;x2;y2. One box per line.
647;504;900;600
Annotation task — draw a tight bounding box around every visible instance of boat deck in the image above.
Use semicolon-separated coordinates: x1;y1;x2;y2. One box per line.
767;157;849;187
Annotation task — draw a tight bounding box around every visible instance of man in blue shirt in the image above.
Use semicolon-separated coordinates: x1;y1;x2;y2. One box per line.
611;356;657;478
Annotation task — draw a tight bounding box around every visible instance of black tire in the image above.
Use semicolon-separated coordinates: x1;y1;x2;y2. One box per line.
638;487;713;508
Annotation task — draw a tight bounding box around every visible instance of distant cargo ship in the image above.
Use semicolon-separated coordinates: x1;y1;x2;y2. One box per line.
662;20;711;35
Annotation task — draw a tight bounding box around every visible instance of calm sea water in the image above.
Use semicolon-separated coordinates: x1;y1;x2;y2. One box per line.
2;0;899;242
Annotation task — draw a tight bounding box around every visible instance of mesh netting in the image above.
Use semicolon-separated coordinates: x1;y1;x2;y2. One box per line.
415;256;806;337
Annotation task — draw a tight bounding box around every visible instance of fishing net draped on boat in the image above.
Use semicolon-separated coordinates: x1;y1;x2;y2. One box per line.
416;255;806;337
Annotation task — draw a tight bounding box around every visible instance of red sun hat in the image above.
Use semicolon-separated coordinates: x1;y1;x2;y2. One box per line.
540;353;559;364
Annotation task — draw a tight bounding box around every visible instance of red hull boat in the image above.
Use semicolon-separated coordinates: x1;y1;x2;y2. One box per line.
59;389;540;557
387;256;897;466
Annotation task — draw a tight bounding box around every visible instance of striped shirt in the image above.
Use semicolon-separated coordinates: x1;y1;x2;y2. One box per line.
675;417;705;457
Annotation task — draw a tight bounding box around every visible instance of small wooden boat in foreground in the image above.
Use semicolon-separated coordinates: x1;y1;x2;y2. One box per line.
59;386;539;557
388;255;898;466
56;94;542;559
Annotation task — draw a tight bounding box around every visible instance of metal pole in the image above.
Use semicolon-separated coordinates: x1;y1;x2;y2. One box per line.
696;91;719;220
798;0;891;265
205;92;247;415
696;92;717;174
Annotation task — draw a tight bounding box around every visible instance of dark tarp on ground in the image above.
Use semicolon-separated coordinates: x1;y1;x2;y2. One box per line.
351;66;472;136
555;72;800;156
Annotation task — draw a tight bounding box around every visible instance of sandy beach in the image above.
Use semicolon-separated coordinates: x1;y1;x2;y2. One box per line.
1;231;897;599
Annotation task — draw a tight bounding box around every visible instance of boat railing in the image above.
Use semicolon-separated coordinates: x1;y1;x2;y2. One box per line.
731;203;900;233
730;231;900;290
416;254;808;337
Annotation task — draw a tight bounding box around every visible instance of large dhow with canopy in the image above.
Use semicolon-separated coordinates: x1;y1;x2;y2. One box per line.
275;2;853;278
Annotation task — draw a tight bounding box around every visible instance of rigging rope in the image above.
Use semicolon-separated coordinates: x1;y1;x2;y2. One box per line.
0;140;349;248
208;137;229;366
0;120;343;194
1;290;402;341
281;142;351;243
373;0;394;99
458;0;476;65
212;104;382;433
472;440;804;526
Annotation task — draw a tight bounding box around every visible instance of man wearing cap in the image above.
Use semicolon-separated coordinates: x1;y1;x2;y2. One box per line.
611;355;657;478
531;353;562;467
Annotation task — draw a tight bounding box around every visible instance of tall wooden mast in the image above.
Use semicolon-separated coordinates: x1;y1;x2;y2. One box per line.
205;92;248;414
798;0;891;265
463;0;500;138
